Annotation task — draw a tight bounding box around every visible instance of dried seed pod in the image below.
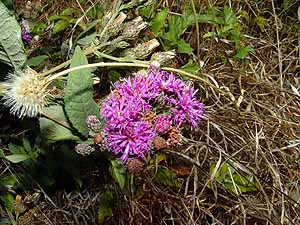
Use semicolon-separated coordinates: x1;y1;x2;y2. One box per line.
120;16;148;40
167;127;183;145
150;50;176;66
142;111;156;125
106;12;127;38
153;136;168;151
122;39;159;59
126;158;144;174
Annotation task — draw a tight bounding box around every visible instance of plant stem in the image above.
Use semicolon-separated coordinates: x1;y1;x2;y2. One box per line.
46;62;149;82
45;61;217;89
40;45;106;77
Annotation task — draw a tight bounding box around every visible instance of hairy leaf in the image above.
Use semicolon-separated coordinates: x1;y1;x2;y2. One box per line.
64;46;99;136
0;2;26;70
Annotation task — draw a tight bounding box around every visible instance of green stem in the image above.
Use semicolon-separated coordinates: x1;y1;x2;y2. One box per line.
46;61;218;89
46;62;149;83
40;44;108;77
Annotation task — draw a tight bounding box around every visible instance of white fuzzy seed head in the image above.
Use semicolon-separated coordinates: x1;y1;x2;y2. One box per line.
3;69;48;118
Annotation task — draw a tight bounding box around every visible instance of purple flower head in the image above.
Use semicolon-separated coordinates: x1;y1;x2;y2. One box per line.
115;72;161;100
105;121;156;162
160;72;186;93
171;87;205;129
101;67;205;163
101;92;148;129
154;114;172;134
22;30;32;43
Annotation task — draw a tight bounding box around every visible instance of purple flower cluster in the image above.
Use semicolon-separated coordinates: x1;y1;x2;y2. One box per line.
22;30;32;43
101;67;205;162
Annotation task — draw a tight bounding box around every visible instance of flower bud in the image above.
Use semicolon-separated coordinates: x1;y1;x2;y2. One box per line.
154;115;172;135
86;115;101;132
75;143;94;156
94;133;104;145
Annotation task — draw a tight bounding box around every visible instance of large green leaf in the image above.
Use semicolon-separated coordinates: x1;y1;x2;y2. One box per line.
0;2;26;71
209;161;260;194
26;55;49;67
0;148;30;163
98;190;117;224
150;8;167;35
110;160;127;189
40;105;80;142
64;46;99;136
153;167;183;188
4;154;30;163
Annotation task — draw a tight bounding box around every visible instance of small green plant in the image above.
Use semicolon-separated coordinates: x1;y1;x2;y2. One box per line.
202;6;254;59
142;4;253;60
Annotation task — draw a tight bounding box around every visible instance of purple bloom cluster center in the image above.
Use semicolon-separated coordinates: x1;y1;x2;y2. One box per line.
101;66;205;162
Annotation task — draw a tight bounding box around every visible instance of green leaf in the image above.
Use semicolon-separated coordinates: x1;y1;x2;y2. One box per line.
98;191;116;224
209;161;260;194
198;13;223;24
181;59;200;74
254;16;269;32
5;154;30;163
203;31;216;39
0;2;26;70
77;32;97;47
40;105;81;142
22;137;31;153
177;39;193;54
2;0;13;8
224;6;237;26
32;22;47;35
0;218;10;225
60;8;78;16
64;46;99;136
53;19;70;34
0;193;14;210
153;167;183;188
150;8;168;35
110;160;127;189
108;70;121;82
0;174;20;188
235;45;253;59
0;149;5;158
26;55;49;67
164;15;183;44
181;7;196;29
283;0;293;11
